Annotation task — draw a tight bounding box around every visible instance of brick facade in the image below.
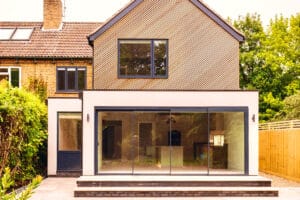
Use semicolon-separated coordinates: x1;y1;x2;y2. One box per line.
43;0;63;30
0;58;93;97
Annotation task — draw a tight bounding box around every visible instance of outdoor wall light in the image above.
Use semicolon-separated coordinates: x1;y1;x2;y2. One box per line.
87;113;90;122
252;114;255;122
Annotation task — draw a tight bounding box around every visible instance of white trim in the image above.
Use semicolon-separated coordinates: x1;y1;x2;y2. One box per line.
0;66;21;87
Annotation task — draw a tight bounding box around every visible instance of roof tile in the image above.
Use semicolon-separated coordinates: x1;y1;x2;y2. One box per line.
0;22;102;58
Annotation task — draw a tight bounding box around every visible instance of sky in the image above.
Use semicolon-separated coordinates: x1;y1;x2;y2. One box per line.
0;0;299;27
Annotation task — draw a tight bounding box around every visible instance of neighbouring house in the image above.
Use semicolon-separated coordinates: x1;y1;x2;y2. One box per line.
1;0;259;179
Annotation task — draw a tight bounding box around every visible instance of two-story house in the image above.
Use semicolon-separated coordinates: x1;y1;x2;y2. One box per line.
1;0;261;183
47;0;259;179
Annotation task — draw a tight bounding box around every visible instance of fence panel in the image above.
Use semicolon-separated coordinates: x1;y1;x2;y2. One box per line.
259;126;300;182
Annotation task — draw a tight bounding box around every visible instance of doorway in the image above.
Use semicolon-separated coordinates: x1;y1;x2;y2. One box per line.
96;108;247;175
57;113;82;172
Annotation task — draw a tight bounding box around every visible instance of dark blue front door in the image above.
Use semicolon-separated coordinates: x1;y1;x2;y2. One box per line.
57;113;82;171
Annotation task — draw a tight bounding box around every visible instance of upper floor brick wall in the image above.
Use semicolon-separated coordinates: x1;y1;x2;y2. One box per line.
93;0;240;90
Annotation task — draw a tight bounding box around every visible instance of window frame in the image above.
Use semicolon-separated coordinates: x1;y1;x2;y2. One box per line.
118;39;169;79
56;67;87;92
0;66;21;87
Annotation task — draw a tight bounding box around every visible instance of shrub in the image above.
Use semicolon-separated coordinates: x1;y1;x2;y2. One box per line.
0;80;47;185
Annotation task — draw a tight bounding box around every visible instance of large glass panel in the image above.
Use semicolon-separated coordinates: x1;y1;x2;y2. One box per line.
11;28;33;40
57;68;66;91
58;113;82;151
0;75;9;82
77;68;86;90
133;111;171;174
154;40;167;76
170;111;209;174
67;68;76;90
10;68;20;87
209;112;245;174
119;40;151;76
97;111;134;174
0;28;15;40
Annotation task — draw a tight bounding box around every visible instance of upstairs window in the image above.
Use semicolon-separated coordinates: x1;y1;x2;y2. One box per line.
118;39;168;78
0;67;21;87
57;67;86;92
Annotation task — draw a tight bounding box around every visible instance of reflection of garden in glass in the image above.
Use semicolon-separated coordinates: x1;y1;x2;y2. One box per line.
96;110;245;175
119;39;168;77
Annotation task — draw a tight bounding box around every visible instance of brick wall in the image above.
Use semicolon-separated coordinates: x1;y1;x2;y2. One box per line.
43;0;63;30
0;58;93;98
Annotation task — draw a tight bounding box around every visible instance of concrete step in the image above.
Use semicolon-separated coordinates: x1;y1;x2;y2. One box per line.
76;175;272;187
74;186;279;197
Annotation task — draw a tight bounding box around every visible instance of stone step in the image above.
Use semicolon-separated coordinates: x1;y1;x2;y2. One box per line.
74;186;279;197
76;175;272;187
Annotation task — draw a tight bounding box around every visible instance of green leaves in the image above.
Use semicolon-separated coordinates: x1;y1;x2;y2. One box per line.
234;13;300;122
0;168;42;200
0;80;47;186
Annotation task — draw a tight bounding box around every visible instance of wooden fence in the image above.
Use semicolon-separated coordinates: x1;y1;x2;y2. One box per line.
259;120;300;182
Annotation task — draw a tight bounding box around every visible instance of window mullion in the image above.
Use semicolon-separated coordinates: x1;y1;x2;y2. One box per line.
8;68;11;84
151;40;155;78
65;68;68;91
75;68;78;90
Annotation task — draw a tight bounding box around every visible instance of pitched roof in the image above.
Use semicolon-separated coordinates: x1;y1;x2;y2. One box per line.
0;22;101;59
88;0;244;43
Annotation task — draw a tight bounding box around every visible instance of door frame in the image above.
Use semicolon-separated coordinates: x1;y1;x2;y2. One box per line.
57;112;83;172
94;107;249;175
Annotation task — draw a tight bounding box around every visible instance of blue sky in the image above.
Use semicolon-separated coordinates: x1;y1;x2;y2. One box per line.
0;0;299;26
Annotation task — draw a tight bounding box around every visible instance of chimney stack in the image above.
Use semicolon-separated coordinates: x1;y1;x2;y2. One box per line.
43;0;63;30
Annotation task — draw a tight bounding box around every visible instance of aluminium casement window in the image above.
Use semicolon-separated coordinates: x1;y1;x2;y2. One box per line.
56;67;86;92
0;67;21;87
118;39;168;78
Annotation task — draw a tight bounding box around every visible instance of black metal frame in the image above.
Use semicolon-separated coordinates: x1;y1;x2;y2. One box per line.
94;106;249;176
117;39;169;79
56;66;87;92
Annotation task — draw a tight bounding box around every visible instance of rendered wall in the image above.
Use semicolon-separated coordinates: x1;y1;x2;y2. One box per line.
82;91;258;176
47;98;82;175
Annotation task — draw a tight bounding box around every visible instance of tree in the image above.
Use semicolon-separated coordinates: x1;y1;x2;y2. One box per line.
0;81;47;185
275;91;300;120
234;14;300;122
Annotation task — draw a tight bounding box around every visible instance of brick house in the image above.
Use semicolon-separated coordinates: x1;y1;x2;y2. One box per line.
1;0;261;184
0;0;100;97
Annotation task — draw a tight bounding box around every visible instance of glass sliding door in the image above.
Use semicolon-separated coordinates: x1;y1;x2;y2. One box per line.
133;111;170;174
208;111;245;175
170;111;209;174
97;111;133;174
95;108;247;175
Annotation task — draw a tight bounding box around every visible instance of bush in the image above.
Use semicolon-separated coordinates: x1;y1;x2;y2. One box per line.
0;168;42;200
0;80;47;186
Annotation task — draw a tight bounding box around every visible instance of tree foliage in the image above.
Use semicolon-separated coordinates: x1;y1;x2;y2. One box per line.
234;13;300;122
0;81;47;185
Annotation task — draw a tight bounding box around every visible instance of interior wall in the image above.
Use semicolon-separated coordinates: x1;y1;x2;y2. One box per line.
225;112;245;171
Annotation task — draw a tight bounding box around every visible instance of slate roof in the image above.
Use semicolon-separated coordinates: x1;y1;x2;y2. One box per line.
0;22;101;59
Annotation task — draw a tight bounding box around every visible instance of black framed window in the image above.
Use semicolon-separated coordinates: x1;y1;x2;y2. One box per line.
118;39;168;78
56;67;86;92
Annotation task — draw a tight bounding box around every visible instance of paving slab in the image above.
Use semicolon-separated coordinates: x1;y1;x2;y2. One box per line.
30;174;300;200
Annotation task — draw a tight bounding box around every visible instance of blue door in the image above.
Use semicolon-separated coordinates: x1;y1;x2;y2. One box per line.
57;113;82;172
